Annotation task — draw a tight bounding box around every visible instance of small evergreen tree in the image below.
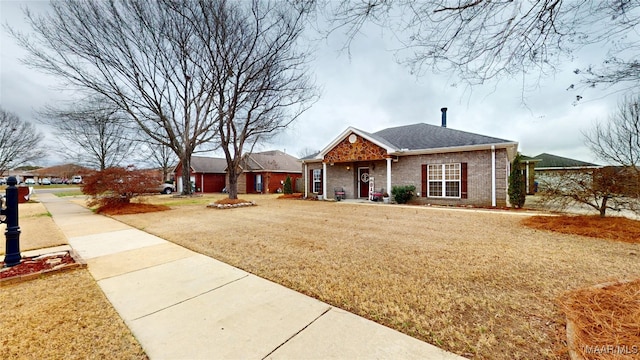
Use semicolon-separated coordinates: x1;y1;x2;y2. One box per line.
283;175;293;194
508;153;527;208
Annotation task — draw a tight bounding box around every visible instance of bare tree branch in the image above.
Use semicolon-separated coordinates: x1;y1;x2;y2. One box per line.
38;97;139;170
189;0;319;199
323;0;640;89
0;108;46;174
584;94;640;175
9;0;220;194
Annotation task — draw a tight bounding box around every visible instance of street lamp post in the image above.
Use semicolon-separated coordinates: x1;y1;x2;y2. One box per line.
3;176;22;267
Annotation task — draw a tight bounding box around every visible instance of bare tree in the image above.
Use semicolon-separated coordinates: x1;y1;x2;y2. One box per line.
39;97;138;170
584;94;640;175
0;108;46;175
298;147;320;159
140;141;178;182
11;0;220;194
191;0;318;199
323;1;640;88
538;167;639;217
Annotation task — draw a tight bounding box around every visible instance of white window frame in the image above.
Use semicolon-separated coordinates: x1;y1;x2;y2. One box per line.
312;169;322;194
427;163;461;198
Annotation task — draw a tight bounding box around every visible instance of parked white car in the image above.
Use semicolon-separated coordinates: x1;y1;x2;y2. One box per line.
159;183;175;194
71;176;83;184
24;178;36;185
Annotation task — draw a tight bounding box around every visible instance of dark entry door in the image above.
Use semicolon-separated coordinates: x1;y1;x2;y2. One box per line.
359;168;369;198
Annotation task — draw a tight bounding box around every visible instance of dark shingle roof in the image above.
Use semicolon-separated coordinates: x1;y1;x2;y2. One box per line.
243;150;301;172
533;153;598;168
191;156;227;173
372;123;514;150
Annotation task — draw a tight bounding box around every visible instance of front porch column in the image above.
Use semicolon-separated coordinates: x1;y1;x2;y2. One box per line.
386;157;392;195
322;162;327;199
491;145;496;207
304;163;308;198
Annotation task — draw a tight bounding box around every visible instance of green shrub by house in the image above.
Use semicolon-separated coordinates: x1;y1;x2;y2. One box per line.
508;153;526;208
392;185;415;204
283;175;293;194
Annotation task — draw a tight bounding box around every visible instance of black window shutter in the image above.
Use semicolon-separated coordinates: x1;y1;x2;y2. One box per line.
461;162;468;199
421;164;427;197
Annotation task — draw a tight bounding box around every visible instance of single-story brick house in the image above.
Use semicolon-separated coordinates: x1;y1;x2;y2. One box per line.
237;150;302;194
174;151;302;194
301;110;518;207
174;156;227;193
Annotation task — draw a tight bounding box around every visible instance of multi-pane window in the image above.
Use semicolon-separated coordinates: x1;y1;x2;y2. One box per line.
312;169;322;194
428;163;461;198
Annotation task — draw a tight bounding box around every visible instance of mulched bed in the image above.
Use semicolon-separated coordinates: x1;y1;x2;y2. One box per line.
0;251;85;285
559;279;640;359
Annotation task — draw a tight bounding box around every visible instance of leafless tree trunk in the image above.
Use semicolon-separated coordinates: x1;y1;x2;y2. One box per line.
11;0;221;194
39;97;138;170
323;1;640;89
0;108;46;175
190;0;318;199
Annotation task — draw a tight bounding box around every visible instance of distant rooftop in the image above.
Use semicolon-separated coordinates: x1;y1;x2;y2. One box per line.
533;153;599;168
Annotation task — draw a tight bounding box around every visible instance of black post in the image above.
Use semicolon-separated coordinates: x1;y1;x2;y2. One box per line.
3;176;21;267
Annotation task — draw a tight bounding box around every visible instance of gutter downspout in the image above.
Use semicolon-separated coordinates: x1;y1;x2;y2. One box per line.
304;163;308;198
386;157;392;196
491;145;496;207
525;160;530;194
322;162;327;199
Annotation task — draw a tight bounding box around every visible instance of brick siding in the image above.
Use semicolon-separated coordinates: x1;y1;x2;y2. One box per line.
303;148;510;207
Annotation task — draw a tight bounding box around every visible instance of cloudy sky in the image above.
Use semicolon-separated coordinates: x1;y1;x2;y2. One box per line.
0;1;629;166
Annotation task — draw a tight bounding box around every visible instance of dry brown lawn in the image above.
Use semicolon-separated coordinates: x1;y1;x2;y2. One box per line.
0;201;67;255
0;269;147;359
112;195;640;360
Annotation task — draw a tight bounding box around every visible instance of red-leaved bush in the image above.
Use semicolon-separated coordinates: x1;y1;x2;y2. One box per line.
82;166;160;210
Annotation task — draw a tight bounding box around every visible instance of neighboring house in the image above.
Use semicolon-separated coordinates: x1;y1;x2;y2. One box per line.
174;156;227;193
23;163;91;184
531;153;600;189
519;155;542;194
301;110;519;207
236;150;302;194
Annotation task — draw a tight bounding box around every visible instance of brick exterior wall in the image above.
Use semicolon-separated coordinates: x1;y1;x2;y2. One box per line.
303;148;510;207
391;149;509;207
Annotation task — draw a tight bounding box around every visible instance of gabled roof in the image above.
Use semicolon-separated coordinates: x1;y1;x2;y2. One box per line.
533;153;599;169
190;156;227;173
307;122;517;162
373;123;514;150
242;150;301;173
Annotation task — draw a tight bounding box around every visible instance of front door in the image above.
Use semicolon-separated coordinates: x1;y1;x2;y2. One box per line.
358;167;369;198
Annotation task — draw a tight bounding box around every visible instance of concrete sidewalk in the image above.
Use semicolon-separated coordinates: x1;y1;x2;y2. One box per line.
38;193;466;359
